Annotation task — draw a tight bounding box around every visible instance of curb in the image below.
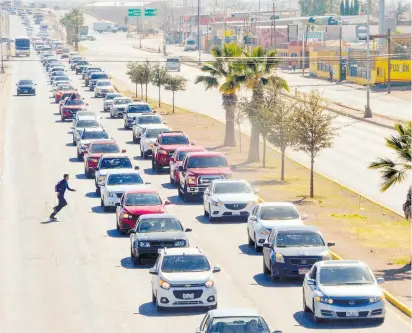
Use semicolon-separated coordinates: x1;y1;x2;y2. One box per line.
259;194;411;318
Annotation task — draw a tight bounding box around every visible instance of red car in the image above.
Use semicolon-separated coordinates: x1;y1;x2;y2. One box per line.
115;188;170;233
169;146;207;185
55;89;76;103
83;140;126;178
152;131;194;172
60;98;88;121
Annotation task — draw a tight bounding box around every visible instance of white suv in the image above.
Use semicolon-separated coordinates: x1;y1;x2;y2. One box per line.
149;247;221;311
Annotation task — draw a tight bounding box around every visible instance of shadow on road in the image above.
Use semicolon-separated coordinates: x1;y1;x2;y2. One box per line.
85;191;98;198
137;302;207;317
91;206;110;214
69;157;81;163
252;273;303;288
161;183;174;190
195;215;246;225
106;229;127;238
238;244;261;256
120;257;154;269
75;173;87;180
167;195;200;206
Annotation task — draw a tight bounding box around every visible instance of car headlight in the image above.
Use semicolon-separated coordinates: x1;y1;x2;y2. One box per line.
107;191;114;197
205;280;215;288
275;253;285;263
369;296;384;303
211;199;222;206
98;175;106;184
248;200;258;206
81;145;88;150
159;280;170;289
187;175;197;185
257;225;270;235
316;296;334;304
139;241;150;248
321;251;331;260
158;149;168;155
174;240;186;247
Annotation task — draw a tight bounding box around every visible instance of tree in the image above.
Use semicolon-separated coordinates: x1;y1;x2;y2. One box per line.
140;60;153;102
340;0;345;14
394;0;408;24
293;90;337;198
151;64;169;107
164;76;187;113
369;121;412;220
240;46;288;163
344;0;350;14
195;43;244;147
350;1;354;15
233;106;245;153
126;62;145;98
299;0;334;15
354;0;360;15
60;8;84;51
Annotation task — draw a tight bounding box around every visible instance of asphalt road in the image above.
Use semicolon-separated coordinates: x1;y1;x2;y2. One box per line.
0;16;410;333
75;14;409;216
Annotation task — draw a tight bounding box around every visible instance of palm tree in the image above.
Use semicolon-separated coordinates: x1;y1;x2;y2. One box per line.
369;121;412;220
60;8;84;51
239;46;288;162
195;43;244;147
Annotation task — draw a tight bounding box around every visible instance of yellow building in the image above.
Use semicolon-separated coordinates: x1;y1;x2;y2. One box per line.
309;46;347;81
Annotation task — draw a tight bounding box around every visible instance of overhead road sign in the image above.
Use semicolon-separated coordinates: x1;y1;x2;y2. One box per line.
128;8;141;17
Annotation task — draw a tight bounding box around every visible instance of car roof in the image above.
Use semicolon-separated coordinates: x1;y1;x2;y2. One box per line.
259;202;297;208
105;169;140;176
162;247;203;255
175;146;206;153
208;309;260;318
125;188;159;195
89;140;116;145
317;260;366;267
76;116;97;121
129;102;150;106
187;151;224;157
144;125;169;130
113;96;132;100
212;179;249;185
160;131;186;137
100;154;129;159
139;213;178;220
82;128;105;132
274;225;320;233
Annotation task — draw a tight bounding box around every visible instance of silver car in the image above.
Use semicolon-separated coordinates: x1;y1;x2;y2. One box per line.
166;58;180;71
71;116;102;145
103;93;123;112
110;97;133;118
303;260;385;324
132;114;165;143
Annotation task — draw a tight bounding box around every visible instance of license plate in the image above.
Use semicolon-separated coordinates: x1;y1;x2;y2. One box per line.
299;268;309;275
232;211;240;215
182;293;194;299
346;311;359;317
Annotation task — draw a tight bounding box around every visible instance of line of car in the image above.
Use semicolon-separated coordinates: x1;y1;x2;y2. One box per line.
27;25;387;332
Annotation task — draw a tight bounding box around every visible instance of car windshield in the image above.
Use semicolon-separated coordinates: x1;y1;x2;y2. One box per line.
100;158;132;169
276;232;325;248
58;85;74;90
93;74;108;80
89;144;120;153
146;128;169;139
107;173;143;185
61;93;75;99
77;112;95;117
167;58;179;62
128;104;151;113
105;94;122;100
97;81;111;86
55;77;69;81
18;80;33;85
76;120;99;128
319;266;375;286
160;135;189;145
77;61;88;65
209;317;270;333
114;99;132;105
65;99;84;106
52;72;65;76
138;218;183;233
187;40;195;45
137;116;162;124
82;131;109;140
161;255;210;273
214;182;251;194
187;156;227;168
259;206;299;220
124;193;161;206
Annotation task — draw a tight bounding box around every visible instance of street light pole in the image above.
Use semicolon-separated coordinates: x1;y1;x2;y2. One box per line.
197;0;201;65
364;0;372;118
256;0;260;46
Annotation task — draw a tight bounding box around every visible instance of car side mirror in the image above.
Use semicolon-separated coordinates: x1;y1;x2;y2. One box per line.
231;165;237;170
307;278;315;285
163;121;167;124
115;203;121;207
301;214;308;220
128;229;135;234
327;241;335;247
134;166;139;170
273;331;283;333
185;228;192;232
144;181;151;184
178;166;184;172
170;156;175;162
213;265;221;273
190;141;195;145
149;268;158;275
376;277;384;284
121;149;127;153
154;142;158;146
95;167;99;171
164;200;171;205
249;216;257;222
262;242;270;248
254;188;260;194
70;126;74;129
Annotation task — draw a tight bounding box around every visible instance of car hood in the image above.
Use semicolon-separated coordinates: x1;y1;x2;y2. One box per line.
137;231;187;241
260;219;304;229
75;126;99;131
80;138;108;145
187;167;232;176
106;184;146;192
213;193;257;203
113;104;129;108
64;105;86;109
124;205;165;215
319;284;382;298
99;167;133;176
159;144;190;151
161;271;212;285
276;246;328;257
96;86;113;90
87;152;120;158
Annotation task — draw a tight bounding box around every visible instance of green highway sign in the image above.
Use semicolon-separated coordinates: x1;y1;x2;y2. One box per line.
128;8;141;17
144;8;156;16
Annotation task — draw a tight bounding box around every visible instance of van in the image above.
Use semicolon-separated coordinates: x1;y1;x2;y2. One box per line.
184;39;197;51
166;58;180;72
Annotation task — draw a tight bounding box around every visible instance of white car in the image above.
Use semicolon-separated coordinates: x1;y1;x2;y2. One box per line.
74;111;100;121
303;260;385;324
100;169;150;210
103;93;123;111
52;77;70;88
76;128;110;160
71;117;102;145
150;247;221;311
94;154;139;194
132;114;165;143
94;80;114;98
110;97;134;118
203;179;259;222
139;125;171;159
247;202;306;252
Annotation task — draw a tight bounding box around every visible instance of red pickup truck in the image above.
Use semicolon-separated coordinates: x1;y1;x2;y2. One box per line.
151;131;193;172
177;151;232;202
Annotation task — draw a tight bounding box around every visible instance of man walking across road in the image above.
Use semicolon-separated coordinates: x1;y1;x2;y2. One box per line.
50;174;76;220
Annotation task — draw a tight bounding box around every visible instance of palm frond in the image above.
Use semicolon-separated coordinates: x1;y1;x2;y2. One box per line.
195;76;219;90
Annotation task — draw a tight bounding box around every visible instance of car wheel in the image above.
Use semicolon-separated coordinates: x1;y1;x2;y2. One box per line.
254;234;262;253
204;205;209;217
270;262;280;282
151;158;155;170
77;151;82;160
208;205;216;222
170;175;174;184
95;186;100;195
248;229;254;246
132;133;137;143
152;292;157;304
61;115;65;122
110;113;114;119
313;302;324;324
143;151;149;160
156;301;164;312
263;257;270;275
102;201;109;212
375;318;385;325
86;170;93;179
140;149;143;158
155;162;162;173
72;138;76;146
303;293;310;313
124;122;127;129
183;186;190;202
116;219;120;230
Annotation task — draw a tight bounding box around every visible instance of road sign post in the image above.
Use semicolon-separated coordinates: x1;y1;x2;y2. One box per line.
144;8;156;17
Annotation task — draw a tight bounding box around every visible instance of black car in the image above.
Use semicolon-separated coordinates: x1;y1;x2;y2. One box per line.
129;214;191;265
16;79;36;96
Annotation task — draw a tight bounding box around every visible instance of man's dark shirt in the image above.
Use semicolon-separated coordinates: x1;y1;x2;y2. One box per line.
56;179;74;196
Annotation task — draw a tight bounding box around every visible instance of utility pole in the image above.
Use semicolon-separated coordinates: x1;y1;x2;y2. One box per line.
197;0;201;65
164;0;167;55
256;0;260;46
364;0;372;118
273;0;276;49
387;28;391;94
339;22;342;82
302;24;309;77
0;24;4;74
